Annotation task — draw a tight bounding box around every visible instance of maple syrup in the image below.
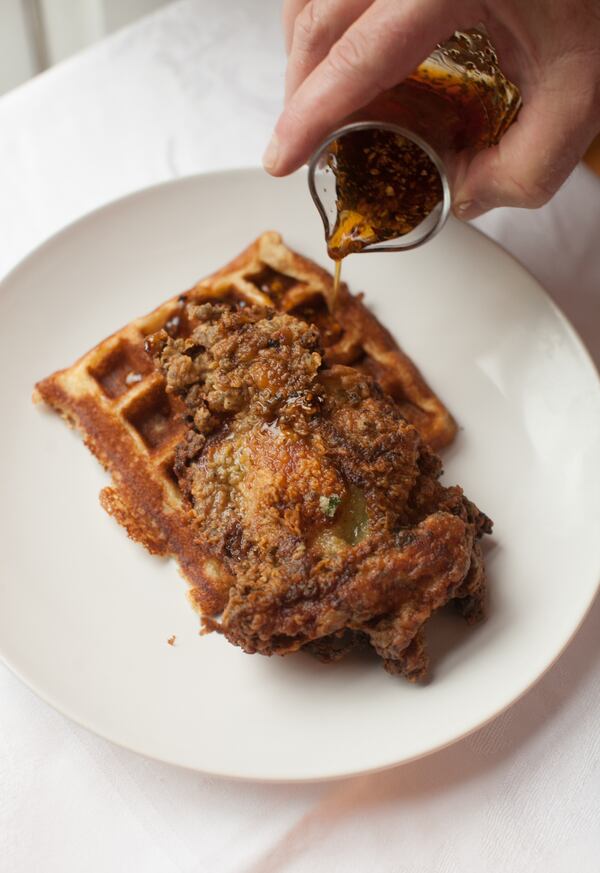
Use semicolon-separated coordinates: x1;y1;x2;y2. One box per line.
333;260;342;299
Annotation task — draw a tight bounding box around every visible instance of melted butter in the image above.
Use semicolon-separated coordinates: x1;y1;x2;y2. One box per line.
334;485;369;546
314;485;369;555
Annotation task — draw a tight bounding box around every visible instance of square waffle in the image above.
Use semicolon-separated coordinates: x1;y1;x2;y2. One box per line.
34;231;456;614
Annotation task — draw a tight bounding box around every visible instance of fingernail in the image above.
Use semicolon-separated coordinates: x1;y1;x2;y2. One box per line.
454;200;487;221
262;133;280;173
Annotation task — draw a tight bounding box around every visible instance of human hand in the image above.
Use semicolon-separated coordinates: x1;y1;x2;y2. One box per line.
264;0;600;218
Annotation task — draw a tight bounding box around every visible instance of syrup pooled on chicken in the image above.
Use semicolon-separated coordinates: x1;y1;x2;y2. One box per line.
150;303;491;681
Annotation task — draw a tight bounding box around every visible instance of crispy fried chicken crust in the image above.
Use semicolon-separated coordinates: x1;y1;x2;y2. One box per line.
151;304;491;681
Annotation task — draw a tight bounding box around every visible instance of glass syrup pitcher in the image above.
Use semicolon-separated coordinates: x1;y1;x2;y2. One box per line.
308;28;521;269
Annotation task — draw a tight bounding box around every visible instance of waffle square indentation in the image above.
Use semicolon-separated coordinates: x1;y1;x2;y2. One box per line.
123;381;184;450
249;267;298;298
89;341;153;399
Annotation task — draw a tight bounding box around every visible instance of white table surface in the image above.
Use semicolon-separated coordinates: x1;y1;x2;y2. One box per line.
1;2;598;871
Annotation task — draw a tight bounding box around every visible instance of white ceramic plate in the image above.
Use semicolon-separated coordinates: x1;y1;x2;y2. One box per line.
1;169;599;782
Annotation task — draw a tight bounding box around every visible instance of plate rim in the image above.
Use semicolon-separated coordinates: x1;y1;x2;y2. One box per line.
1;167;599;783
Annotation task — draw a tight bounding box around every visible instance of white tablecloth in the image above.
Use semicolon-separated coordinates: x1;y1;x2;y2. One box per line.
1;2;598;871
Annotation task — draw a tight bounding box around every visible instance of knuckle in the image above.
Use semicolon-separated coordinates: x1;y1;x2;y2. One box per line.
327;29;370;80
501;171;553;208
487;150;555;209
293;2;326;55
519;185;552;209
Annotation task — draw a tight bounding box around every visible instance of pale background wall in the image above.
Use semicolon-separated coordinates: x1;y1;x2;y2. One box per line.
0;0;173;94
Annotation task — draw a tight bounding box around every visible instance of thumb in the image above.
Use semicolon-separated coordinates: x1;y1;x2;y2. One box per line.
453;81;599;219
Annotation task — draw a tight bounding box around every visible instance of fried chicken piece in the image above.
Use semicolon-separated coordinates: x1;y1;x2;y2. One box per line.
150;303;491;680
